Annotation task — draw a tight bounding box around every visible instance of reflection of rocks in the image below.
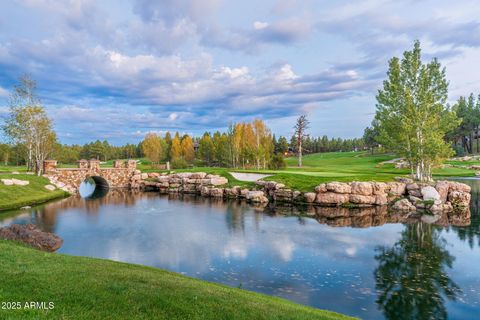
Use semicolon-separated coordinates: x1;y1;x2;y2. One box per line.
0;224;63;252
392;199;416;211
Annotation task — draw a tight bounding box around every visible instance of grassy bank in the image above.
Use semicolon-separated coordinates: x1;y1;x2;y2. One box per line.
0;241;353;320
0;174;68;211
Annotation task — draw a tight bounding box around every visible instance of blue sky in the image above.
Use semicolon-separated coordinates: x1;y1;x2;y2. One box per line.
1;0;479;145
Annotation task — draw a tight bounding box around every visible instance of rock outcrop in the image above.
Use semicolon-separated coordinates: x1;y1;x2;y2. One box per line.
0;224;63;252
132;172;472;214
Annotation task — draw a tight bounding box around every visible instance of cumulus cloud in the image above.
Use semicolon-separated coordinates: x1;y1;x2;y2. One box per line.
1;0;479;142
0;86;9;98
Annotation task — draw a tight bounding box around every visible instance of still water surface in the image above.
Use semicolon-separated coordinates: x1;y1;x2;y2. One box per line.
2;179;480;319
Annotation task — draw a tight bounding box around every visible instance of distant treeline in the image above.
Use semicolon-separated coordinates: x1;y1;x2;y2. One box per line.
0;127;366;168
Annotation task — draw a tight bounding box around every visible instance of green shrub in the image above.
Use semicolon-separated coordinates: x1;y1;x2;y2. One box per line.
171;158;188;169
269;153;286;169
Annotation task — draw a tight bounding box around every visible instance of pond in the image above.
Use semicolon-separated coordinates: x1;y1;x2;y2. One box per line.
1;179;480;319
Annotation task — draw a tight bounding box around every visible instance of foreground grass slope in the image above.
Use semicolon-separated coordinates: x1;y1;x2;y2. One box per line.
0;241;353;320
0;174;68;211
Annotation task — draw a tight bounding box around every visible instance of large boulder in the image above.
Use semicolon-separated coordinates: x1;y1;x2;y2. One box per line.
391;198;416;211
448;182;471;193
225;186;241;197
373;182;388;195
158;176;170;183
435;181;450;202
448;191;471;207
246;191;268;203
351;182;373;196
274;189;293;201
0;224;63;252
386;182;407;196
315;192;349;205
304;192;316;203
209;176;228;186
239;188;250;198
191;172;207;179
406;183;419;191
349;194;376;205
210;188;224;198
421;186;441;201
325;182;351;194
315;184;327;193
375;194;388;206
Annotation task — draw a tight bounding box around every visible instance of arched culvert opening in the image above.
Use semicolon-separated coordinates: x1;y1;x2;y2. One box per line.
79;176;109;199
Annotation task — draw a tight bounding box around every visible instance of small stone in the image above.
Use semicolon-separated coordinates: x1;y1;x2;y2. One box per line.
1;179;13;186
44;184;56;191
11;179;29;186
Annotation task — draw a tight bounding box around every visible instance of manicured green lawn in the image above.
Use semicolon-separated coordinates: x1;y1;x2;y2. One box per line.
0;174;68;211
0;241;353;320
260;152;475;191
0;165;27;173
445;159;480;166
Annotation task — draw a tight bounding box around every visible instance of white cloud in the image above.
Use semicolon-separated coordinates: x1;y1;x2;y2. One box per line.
253;21;269;30
0;86;9;98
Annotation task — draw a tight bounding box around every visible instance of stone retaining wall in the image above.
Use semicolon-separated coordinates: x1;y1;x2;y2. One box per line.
131;172;472;213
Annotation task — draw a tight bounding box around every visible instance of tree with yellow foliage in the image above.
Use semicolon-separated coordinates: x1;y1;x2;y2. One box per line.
170;133;183;161
141;133;163;163
181;135;195;163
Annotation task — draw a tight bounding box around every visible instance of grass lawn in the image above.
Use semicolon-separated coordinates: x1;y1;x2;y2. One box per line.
0;241;353;320
0;174;68;211
258;152;475;191
0;165;27;173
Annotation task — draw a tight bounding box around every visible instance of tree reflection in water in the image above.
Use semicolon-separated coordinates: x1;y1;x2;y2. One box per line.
374;223;461;320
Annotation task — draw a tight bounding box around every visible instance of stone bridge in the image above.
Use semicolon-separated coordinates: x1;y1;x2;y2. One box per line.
43;159;138;194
